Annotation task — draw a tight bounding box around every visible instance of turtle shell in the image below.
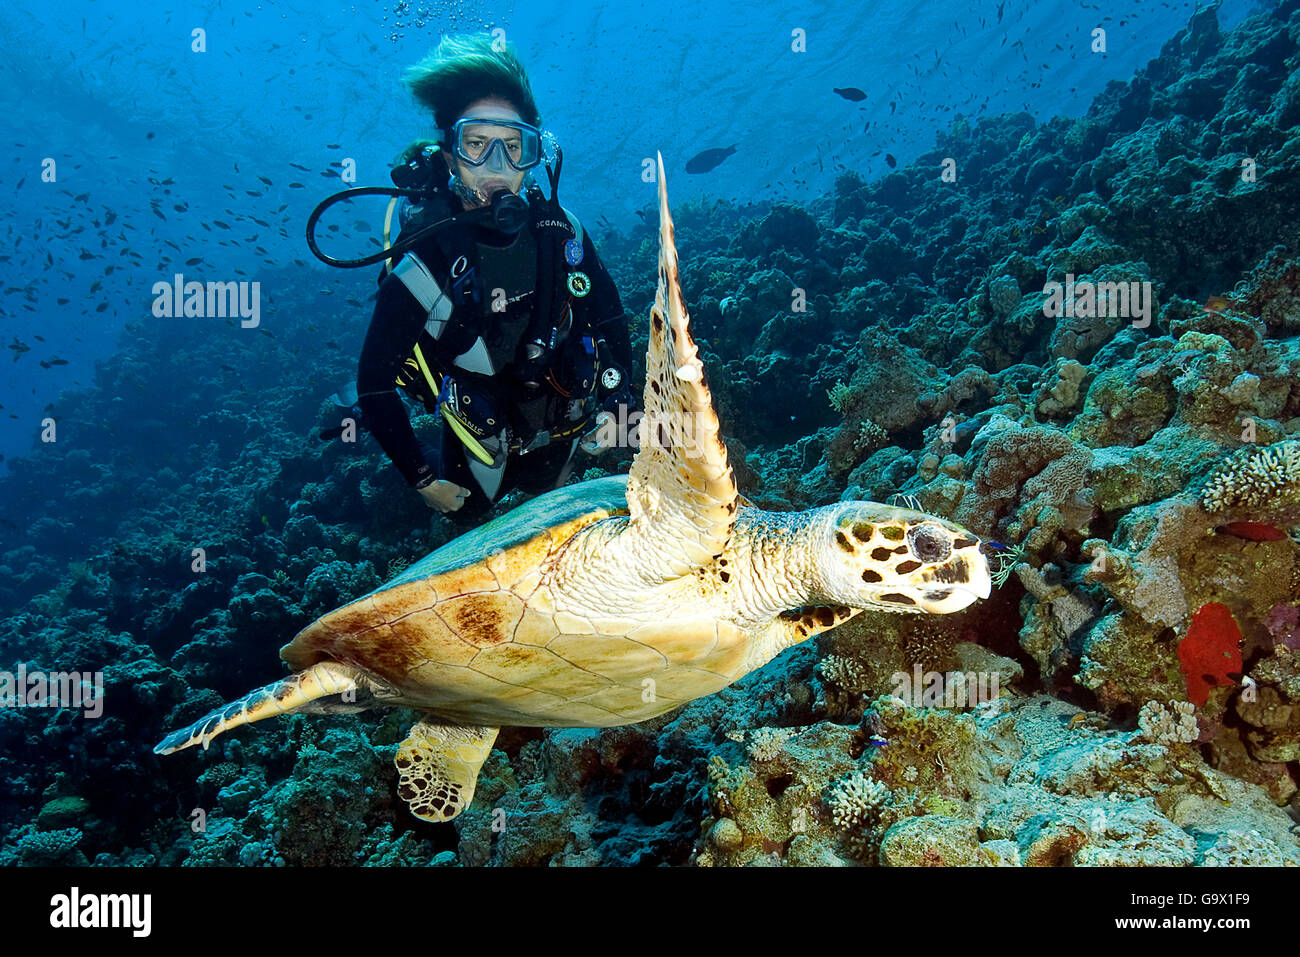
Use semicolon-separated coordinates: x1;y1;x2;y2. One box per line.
276;475;746;728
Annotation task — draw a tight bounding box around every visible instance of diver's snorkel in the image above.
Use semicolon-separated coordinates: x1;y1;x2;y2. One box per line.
305;143;531;269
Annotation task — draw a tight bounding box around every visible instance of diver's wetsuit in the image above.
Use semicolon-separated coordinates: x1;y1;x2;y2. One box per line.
355;207;631;519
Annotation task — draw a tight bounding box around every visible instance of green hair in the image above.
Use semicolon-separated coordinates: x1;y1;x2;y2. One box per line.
402;34;542;141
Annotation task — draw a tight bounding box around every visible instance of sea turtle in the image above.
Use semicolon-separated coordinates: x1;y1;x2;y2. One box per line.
155;154;992;822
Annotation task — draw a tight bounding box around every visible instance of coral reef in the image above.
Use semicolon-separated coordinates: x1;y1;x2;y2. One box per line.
2;1;1300;867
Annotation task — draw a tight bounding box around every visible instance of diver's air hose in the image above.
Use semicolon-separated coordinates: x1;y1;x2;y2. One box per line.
305;186;529;269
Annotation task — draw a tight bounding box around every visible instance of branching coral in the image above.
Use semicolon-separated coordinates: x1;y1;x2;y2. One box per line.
827;771;893;861
1201;440;1300;512
856;419;887;452
747;727;795;763
818;654;871;693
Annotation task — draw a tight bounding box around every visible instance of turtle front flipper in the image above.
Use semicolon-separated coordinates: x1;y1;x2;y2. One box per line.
395;720;499;822
621;153;739;582
153;660;367;754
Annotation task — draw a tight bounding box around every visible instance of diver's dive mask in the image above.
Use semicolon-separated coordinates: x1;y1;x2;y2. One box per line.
450;117;545;172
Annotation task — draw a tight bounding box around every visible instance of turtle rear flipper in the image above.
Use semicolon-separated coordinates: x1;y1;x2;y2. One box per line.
153;660;368;754
396;721;499;822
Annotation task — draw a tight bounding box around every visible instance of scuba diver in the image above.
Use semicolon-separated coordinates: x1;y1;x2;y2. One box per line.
336;35;636;516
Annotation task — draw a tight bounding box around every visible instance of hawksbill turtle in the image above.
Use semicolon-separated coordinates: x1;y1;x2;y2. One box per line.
155;154;992;822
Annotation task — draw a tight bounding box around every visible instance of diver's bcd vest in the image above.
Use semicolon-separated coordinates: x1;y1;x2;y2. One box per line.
379;178;600;490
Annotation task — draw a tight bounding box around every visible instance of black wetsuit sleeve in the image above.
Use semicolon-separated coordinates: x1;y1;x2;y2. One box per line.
356;274;436;487
579;232;632;374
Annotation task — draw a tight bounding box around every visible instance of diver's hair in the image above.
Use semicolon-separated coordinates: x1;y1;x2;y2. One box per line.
403;34;542;140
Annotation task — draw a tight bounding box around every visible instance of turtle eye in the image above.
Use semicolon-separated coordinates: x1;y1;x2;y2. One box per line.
908;524;951;563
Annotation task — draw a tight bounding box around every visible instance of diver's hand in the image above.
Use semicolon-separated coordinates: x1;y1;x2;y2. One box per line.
580;411;618;454
418;480;471;512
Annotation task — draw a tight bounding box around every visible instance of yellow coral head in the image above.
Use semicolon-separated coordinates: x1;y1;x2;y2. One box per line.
817;503;992;615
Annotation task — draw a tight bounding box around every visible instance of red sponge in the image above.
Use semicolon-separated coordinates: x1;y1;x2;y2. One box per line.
1178;602;1243;707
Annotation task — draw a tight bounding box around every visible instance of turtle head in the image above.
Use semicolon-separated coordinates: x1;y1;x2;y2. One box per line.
816;503;992;614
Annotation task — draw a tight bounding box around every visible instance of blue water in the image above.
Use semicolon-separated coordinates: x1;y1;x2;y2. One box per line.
2;0;1296;872
0;0;1257;466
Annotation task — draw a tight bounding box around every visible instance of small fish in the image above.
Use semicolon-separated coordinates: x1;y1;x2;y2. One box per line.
1216;522;1288;542
885;153;897;168
833;86;867;102
685;145;737;174
258;175;273;186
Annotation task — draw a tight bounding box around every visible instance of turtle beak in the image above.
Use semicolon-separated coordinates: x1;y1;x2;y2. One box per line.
912;550;992;614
